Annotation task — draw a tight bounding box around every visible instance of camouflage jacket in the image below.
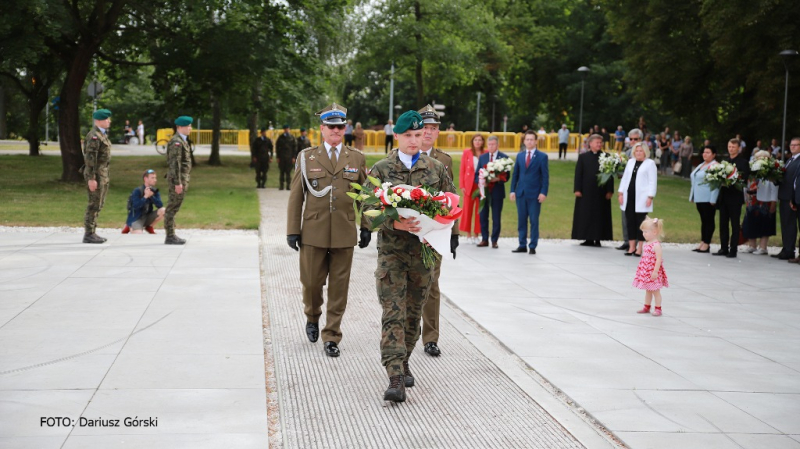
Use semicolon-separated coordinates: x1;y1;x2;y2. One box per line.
276;133;297;160
251;136;273;161
365;151;458;246
167;133;192;186
82;126;112;182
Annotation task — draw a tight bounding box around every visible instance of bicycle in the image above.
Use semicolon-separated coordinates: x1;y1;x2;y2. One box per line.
155;138;169;155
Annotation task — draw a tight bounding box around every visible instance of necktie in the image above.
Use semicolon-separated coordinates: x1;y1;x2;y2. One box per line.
330;149;337;166
490;153;494;162
525;151;532;168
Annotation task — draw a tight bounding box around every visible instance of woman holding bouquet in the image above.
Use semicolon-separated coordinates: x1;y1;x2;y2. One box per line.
689;146;719;252
742;150;778;254
618;143;658;256
459;134;485;242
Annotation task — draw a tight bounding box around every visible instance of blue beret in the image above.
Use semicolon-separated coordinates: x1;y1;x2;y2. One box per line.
174;116;193;126
92;109;112;120
393;111;425;134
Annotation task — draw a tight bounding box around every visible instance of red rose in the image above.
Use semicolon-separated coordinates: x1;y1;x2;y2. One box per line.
411;189;424;201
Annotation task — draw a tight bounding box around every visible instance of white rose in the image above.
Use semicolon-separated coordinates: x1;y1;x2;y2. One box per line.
402;191;412;200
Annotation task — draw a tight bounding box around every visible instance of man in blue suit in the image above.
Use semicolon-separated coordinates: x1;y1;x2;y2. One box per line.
510;131;549;254
475;136;508;248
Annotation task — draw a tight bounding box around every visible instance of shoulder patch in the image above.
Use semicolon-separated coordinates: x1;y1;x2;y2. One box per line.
91;136;97;140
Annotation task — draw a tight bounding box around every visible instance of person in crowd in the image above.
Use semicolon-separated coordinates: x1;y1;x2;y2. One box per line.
297;127;311;151
459;133;485;242
557;124;569;160
742;150;778;255
614;126;626;153
633;217;668;316
276;124;297;191
770;138;782;158
618;142;657;256
617;129;644;251
446;123;457;148
164;116;193;245
123;169;165;234
601;127;611;146
670;130;682;174
689;145;719;253
519;125;529;150
572;134;614;246
775;137;800;261
658;132;671;174
678;136;694;178
353;122;365;151
250;128;273;189
510;131;549;254
82;109;113;244
638;116;648;135
714;138;750;258
384;119;394;153
476;135;508;249
750;140;763;161
344;119;354;146
123;120;133;144
136;120;145;145
736;134;747;153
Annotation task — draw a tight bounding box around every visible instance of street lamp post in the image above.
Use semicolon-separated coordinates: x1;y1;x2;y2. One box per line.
780;50;798;161
577;66;590;140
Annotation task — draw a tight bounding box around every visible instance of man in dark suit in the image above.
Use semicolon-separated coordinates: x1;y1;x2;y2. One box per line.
713;138;750;258
475;135;508;248
510;131;549;254
779;137;800;262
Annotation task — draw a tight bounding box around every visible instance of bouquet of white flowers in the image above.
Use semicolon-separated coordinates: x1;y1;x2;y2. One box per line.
476;157;514;199
750;156;785;184
597;152;627;186
703;160;743;190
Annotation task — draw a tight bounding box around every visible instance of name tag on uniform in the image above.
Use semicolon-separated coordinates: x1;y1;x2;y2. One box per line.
310;168;323;172
344;167;359;173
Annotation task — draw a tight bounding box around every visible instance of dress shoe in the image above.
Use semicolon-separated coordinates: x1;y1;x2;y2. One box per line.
511;247;527;253
712;249;729;256
165;235;186;245
529;248;536;255
324;341;340;357
82;233;104;244
774;252;794;260
477;240;489;247
492;242;498;249
383;375;406;402
634;252;642;257
305;322;319;342
725;252;737;258
616;243;630;251
593;241;602;247
788;258;800;264
424;342;441;357
403;361;414;387
122;225;131;234
624;251;634;256
579;240;594;246
696;248;710;253
145;226;156;234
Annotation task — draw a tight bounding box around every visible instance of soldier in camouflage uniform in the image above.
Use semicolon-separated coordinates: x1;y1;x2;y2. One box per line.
417;105;457;358
164;116;193;245
365;110;459;402
82;109;113;244
251;128;273;188
276;124;297;190
297;127;311;152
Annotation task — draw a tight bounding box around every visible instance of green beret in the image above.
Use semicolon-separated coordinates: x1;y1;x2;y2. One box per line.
300;128;306;132
174;116;193;127
92;109;112;120
393;111;425;134
282;124;290;129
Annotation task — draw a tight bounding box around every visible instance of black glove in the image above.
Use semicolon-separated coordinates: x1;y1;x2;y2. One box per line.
287;234;301;251
450;234;459;259
358;229;371;248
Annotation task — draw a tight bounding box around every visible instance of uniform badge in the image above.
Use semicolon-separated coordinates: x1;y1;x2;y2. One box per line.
310;168;322;172
91;136;97;140
309;155;316;161
312;180;319;188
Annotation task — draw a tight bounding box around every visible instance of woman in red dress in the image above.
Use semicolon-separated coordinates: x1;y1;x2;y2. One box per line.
459;134;485;241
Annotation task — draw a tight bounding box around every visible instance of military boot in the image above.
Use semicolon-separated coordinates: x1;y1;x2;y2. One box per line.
403;361;414;387
383;375;406;402
96;234;107;242
164;235;186;245
83;233;104;244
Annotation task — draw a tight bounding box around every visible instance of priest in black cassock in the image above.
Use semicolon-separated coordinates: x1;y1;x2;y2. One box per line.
571;134;614;246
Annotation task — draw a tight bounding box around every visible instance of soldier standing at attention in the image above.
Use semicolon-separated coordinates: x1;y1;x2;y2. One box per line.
297;127;312;152
417;104;457;358
276;124;297;190
164;116;193;245
251;128;273;188
286;103;370;358
82;109;113;244
366;110;458;403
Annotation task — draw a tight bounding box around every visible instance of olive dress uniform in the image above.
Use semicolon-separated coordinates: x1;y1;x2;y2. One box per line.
286;143;367;349
419;146;456;355
165;128;192;242
82;124;112;242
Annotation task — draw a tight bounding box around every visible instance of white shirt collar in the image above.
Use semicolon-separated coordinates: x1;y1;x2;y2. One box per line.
178;133;188;142
423;148;433;156
398;151;415;169
524;148;537;154
323;141;342;153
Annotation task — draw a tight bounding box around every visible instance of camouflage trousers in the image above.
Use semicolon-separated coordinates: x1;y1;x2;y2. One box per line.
164;183;187;237
376;236;434;377
421;260;442;344
84;181;109;235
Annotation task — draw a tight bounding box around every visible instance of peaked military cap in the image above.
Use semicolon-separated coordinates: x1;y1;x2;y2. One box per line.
418;104;441;124
316;103;347;125
393;110;425;134
92;109;112;120
174;116;193;126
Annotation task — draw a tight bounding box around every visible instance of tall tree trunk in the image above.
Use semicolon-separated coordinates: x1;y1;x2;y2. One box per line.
248;83;260;143
26;95;48;156
58;47;95;182
209;92;222;166
414;1;424;108
0;84;7;139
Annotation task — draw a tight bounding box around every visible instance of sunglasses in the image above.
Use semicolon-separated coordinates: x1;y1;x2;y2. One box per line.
145;169;155;174
326;124;346;130
630;137;641;141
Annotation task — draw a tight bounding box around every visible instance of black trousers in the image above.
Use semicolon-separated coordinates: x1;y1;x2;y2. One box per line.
780;200;799;256
625;208;646;242
385;136;394;153
718;202;742;253
559;143;568;159
344;134;354;146
696;202;716;244
255;162;268;187
279;162;293;189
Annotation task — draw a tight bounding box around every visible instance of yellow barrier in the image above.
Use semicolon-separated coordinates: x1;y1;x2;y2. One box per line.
156;128;611;154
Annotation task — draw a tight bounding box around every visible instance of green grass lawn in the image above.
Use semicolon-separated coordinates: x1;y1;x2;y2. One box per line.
0;152;785;244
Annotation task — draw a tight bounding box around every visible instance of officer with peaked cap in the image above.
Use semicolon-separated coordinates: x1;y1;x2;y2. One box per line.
286;103;370;358
164;116;193;245
417;104;458;357
82;109;113;243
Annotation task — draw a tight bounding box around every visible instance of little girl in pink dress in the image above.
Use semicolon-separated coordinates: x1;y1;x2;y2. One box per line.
633;217;669;316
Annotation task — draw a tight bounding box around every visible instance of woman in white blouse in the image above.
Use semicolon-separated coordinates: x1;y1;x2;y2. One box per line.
689;146;720;253
618;142;658;256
